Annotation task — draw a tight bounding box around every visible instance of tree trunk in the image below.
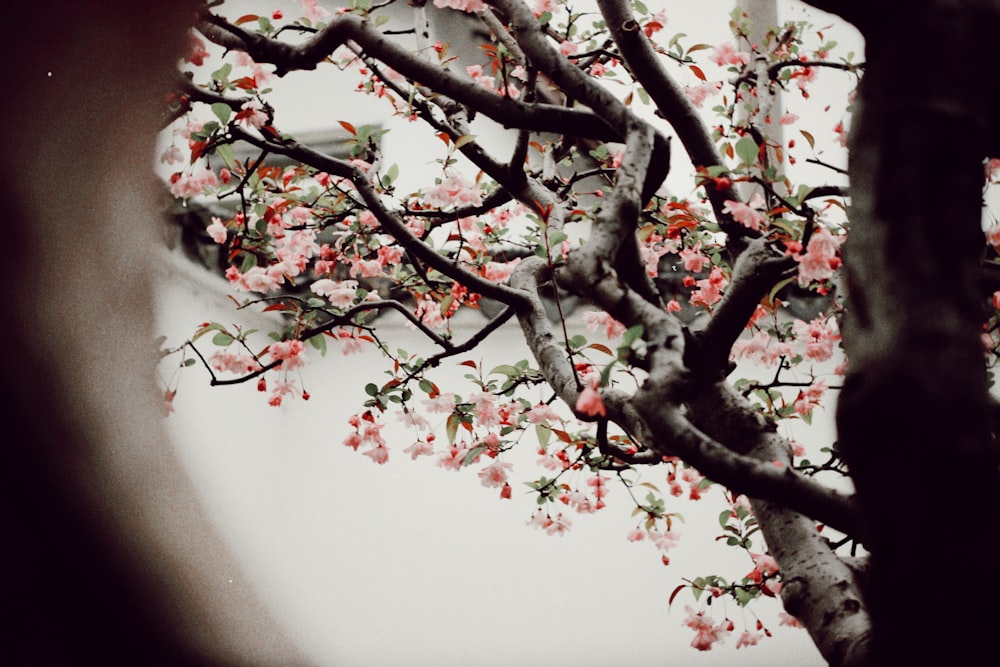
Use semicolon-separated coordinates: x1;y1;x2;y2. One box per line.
836;1;1000;662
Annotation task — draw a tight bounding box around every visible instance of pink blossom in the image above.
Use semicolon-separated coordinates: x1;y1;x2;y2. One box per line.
575;385;606;417
778;612;804;628
301;0;332;22
690;266;729;308
437;445;469;471
433;0;486;11
348;257;384;279
483;259;520;283
543;512;573;536
160;145;184;165
424;171;483;209
793;380;827;417
582;310;626;339
267;339;305;371
736;630;764;648
206;216;228;244
471;391;501;427
559;41;579;58
986;223;1000;251
414;296;447;329
423;392;457;414
626;527;645;542
834;119;848;146
209;350;261;374
403;439;435;460
169;167;218;199
684;82;721;108
710;42;750;67
586;475;610;499
790;227;843;286
533;0;556;16
235;99;268;129
650;528;680;552
722;193;767;231
731;329;793;367
680;242;709;273
478;460;513;488
362;444;389;465
524;403;561;424
684;607;732;651
226;265;281;293
310;279;359;308
395;409;430;431
779;112;799;125
792;317;841;362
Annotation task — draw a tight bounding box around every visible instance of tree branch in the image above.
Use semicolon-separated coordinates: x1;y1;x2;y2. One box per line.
197;10;620;140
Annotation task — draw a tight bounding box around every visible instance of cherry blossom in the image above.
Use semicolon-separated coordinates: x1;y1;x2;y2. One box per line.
206;217;228;244
709;42;750;67
690;266;729;308
310;279;360;308
582;310;626;339
478;460;513;488
575;385;606;417
432;0;487;12
789;227;843;286
683;607;733;651
722;193;767;231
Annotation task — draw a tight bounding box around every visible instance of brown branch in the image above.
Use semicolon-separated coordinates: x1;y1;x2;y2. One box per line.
196;10;619;141
595;0;748;241
227;125;531;307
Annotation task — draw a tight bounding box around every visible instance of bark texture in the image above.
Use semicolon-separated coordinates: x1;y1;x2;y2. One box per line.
834;0;1000;662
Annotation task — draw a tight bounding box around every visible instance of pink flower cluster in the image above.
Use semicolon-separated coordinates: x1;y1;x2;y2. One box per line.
722;193;767;231
528;510;573;536
786;227;843;286
792;317;841;363
344;413;389;464
684;606;734;651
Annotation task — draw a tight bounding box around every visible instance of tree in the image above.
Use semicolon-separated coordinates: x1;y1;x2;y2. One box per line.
155;0;999;664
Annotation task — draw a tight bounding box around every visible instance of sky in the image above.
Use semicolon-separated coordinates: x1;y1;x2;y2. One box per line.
158;1;862;664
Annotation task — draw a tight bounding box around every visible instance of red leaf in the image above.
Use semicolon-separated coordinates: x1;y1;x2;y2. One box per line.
235;14;260;25
668;584;687;607
690;65;706;81
551;429;573;443
232;76;258;91
338;120;357;135
262;302;295;312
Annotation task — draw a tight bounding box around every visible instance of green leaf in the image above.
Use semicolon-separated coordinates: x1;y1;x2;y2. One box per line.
215;143;237;171
210;63;233;84
364;382;379;396
490;364;521;377
446;413;460;445
719;509;733;529
462;445;486;466
383;163;398;187
211;102;232;125
212;332;234;346
735;136;759;166
308;334;327;356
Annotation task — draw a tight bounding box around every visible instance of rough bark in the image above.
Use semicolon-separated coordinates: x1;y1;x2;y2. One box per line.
834;0;1000;662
